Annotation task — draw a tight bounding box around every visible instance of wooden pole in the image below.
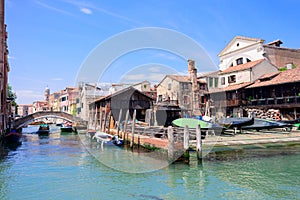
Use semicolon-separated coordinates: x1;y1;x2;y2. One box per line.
99;107;103;131
94;106;98;131
168;126;175;162
102;105;107;132
107;111;112;134
117;109;122;137
130;109;136;148
154;110;157;126
183;125;190;162
196;124;202;161
124;109;130;142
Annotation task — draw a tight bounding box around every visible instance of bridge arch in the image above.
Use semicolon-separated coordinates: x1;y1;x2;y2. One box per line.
13;111;84;129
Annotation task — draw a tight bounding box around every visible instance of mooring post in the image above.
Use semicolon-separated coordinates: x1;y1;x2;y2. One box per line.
94;106;98;131
117;109;122;137
124;109;130;143
168;126;175;162
99;107;103;131
130;109;136;148
183;125;190;162
102;105;107;132
196;124;202;161
107;111;112;134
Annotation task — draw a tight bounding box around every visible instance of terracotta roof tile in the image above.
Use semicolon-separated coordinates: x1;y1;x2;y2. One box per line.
258;71;280;80
168;75;205;83
247;67;300;88
168;75;190;82
209;82;252;93
219;59;265;74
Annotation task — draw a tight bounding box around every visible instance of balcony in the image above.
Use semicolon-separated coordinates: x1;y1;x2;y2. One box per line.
247;96;300;107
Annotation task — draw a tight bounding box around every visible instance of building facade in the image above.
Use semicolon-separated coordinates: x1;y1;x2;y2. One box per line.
0;0;11;136
206;36;300;118
156;60;207;117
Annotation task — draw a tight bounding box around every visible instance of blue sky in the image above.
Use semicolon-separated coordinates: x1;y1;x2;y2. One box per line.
6;0;300;104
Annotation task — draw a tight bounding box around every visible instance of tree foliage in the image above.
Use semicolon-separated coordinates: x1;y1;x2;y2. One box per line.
7;84;17;106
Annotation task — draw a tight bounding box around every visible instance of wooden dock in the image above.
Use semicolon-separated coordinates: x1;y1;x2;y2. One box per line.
89;108;300;163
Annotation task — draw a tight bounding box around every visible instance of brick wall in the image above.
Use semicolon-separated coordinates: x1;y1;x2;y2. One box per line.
264;46;300;68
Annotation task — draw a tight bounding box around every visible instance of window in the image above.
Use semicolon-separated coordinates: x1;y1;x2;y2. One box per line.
236;57;243;65
221;77;225;85
181;83;189;90
214;78;218;88
246;58;251;63
228;75;236;83
158;95;162;102
183;95;190;105
61;96;67;102
168;83;171;90
209;78;213;87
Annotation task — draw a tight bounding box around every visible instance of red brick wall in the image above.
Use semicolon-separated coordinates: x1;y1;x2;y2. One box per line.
264;46;300;69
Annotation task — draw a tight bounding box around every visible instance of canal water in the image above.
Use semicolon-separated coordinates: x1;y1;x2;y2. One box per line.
0;125;300;200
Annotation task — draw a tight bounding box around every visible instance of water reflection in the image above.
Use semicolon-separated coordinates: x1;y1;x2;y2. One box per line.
0;129;300;199
205;146;300;199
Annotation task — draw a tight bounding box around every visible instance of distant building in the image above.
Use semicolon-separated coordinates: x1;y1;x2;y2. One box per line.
58;87;78;114
48;91;60;111
32;101;49;112
77;82;109;121
17;104;33;117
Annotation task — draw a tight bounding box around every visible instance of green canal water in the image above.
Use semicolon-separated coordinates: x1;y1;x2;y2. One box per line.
0;125;300;200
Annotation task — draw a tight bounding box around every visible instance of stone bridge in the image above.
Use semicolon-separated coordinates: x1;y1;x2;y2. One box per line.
13;111;87;129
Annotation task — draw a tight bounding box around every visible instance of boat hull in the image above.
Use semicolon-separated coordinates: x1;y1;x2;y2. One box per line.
5;132;22;144
60;126;74;133
218;117;254;129
241;118;293;131
172;118;224;138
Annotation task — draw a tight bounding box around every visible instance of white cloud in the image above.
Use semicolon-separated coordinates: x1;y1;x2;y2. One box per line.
80;7;92;14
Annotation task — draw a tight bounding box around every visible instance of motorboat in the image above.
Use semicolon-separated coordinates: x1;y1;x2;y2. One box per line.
37;124;50;136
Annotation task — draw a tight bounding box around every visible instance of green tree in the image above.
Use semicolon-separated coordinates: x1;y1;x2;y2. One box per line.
7;84;17;107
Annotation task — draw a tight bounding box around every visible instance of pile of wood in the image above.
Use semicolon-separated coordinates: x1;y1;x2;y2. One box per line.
245;108;281;121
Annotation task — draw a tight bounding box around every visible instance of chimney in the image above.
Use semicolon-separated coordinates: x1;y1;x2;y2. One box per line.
267;39;283;47
188;59;196;80
286;63;293;70
188;59;201;116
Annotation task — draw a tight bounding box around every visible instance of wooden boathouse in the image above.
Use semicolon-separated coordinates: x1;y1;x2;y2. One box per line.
89;86;154;129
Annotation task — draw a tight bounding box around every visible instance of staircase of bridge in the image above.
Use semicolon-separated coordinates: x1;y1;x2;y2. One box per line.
13;111;87;129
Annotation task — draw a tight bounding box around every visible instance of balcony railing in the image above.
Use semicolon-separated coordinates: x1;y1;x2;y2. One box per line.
248;96;300;106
